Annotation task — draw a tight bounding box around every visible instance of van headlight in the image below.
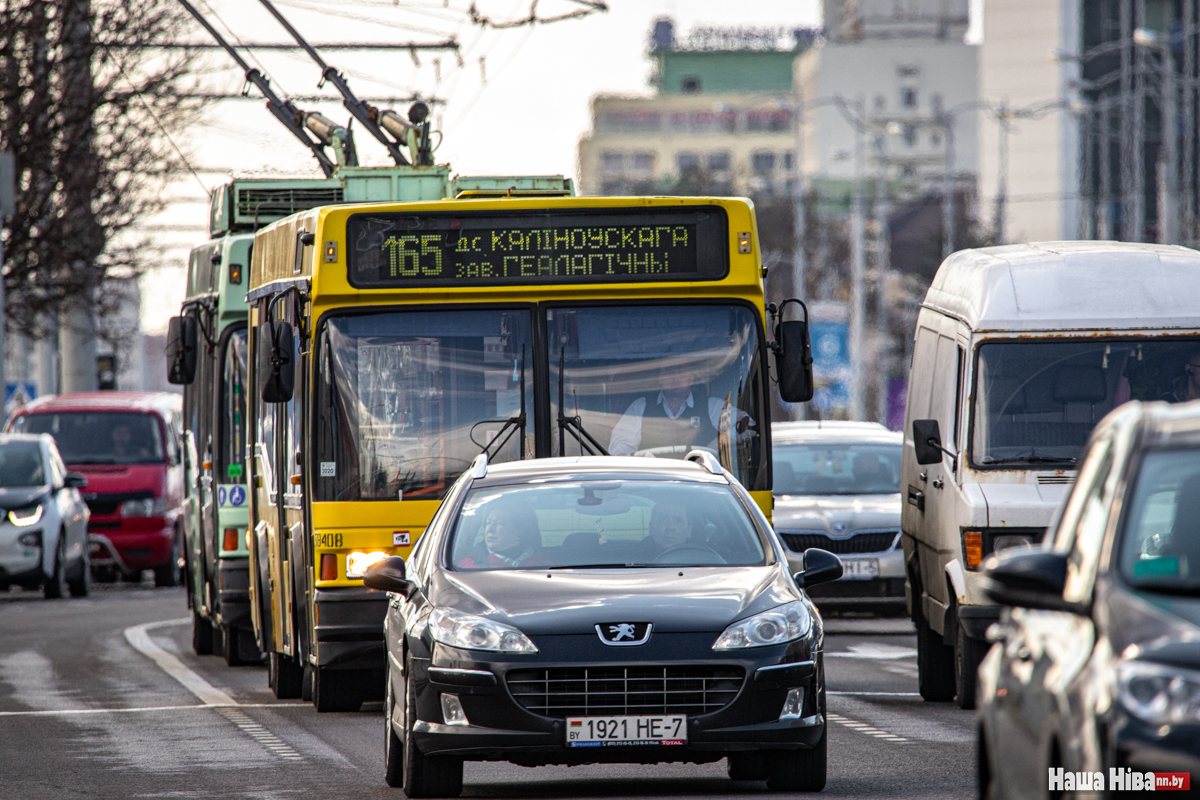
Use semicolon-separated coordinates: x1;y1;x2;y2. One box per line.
119;497;167;517
429;608;538;653
713;601;812;650
1117;660;1200;724
345;550;388;579
8;504;44;527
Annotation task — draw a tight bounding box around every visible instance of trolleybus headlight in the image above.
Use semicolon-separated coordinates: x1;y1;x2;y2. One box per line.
8;504;44;527
428;608;538;654
713;601;811;650
345;550;389;579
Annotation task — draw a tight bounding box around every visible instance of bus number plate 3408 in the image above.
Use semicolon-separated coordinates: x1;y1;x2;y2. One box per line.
566;715;686;747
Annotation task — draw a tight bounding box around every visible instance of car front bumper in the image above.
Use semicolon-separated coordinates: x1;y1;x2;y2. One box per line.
0;525;44;584
405;632;825;765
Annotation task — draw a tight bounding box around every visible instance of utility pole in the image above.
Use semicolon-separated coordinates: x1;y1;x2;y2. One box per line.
850;97;867;422
873;129;890;426
0;151;12;405
941;113;956;259
792;89;807;303
994;103;1009;245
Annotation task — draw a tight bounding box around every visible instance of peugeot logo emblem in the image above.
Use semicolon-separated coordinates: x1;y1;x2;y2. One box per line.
596;622;652;646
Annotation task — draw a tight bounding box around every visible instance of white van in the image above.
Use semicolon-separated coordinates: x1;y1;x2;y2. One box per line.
900;241;1200;709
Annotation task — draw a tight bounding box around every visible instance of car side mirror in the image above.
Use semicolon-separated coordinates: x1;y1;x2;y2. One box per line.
794;547;843;588
257;320;295;403
166;316;198;385
363;556;416;597
63;472;88;489
982;548;1076;612
912;418;950;466
770;299;814;403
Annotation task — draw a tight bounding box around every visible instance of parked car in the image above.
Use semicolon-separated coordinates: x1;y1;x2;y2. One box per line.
772;421;903;610
978;399;1200;798
363;451;842;797
0;434;90;598
901;241;1200;709
8;392;185;587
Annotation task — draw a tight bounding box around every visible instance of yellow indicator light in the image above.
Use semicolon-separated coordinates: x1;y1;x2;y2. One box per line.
737;231;752;254
222;528;239;551
346;550;388;579
229;262;242;285
964;530;984;568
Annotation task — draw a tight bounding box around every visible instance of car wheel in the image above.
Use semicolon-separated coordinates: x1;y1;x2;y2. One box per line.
765;730;826;792
192;612;214;655
727;752;769;781
955;614;988;710
916;601;956;702
402;658;463;798
154;532;181;587
268;652;304;699
67;541;90;597
314;667;363;713
43;538;67;599
384;660;404;787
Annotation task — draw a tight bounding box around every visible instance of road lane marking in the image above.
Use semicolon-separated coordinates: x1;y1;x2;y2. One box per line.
826;712;910;743
828;691;921;697
218;708;303;761
0;703;304;718
825;644;918;659
124;619;238;706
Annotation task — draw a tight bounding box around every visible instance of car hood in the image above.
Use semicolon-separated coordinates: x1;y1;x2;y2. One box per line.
427;563;802;635
70;463;164;497
773;493;900;534
0;485;50;510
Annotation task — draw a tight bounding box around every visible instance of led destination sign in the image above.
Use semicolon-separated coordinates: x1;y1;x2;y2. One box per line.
346;207;728;288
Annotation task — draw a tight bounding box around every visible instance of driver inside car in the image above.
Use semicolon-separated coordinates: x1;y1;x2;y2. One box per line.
643;499;701;555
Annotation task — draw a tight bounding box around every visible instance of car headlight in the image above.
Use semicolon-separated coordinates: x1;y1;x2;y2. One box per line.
345;550;388;579
119;497;167;517
1117;660;1200;724
429;608;538;654
713;600;812;650
8;504;44;527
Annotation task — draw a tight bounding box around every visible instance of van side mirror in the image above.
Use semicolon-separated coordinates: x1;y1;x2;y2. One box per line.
258;320;295;403
794;547;843;588
363;556;416;597
166;316;198;385
912;418;952;466
770;299;814;403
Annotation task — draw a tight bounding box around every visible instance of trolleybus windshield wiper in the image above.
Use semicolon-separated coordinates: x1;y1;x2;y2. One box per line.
557;347;609;457
472;345;526;460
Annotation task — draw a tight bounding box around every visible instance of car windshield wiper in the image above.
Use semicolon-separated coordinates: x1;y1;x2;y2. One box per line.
557;347;608;457
547;563;648;570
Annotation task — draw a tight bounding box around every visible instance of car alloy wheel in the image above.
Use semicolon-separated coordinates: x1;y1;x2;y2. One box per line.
43;538;67;599
384;660;404;787
401;657;463;798
67;538;90;597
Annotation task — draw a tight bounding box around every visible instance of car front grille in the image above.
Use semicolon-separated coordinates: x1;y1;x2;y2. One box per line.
779;530;899;554
82;490;153;516
507;665;744;719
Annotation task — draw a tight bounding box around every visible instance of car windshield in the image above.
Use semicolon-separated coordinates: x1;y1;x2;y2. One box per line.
12;412;164;465
973;338;1200;466
448;480;767;570
315;310;533;502
1118;448;1200;594
548;305;767;490
773;441;901;495
0;441;45;486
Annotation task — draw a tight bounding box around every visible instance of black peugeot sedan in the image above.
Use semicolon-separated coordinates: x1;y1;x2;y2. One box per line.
978;400;1200;799
364;451;842;798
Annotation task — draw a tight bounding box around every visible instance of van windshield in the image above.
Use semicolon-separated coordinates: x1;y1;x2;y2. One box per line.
13;412;165;465
972;339;1200;466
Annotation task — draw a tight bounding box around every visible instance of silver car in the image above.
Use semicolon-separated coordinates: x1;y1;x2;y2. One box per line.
772;422;903;608
0;434;91;598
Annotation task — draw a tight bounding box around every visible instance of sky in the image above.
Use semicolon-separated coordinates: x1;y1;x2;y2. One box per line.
137;0;825;335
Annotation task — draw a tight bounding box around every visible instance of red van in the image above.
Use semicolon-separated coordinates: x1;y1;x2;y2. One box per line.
7;392;185;587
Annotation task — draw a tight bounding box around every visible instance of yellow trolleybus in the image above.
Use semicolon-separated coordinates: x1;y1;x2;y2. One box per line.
246;194;813;710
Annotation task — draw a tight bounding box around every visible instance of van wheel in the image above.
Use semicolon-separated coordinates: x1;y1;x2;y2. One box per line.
765;730;826;792
955;613;988;710
916;601;956;701
154;533;181;587
192;612;214;655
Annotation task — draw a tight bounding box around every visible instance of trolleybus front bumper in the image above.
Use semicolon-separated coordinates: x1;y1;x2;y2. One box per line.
312;586;387;669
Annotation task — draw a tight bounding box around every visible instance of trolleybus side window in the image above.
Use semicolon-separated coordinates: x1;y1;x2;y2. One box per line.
314;309;534;502
220;328;249;484
254;302;278;507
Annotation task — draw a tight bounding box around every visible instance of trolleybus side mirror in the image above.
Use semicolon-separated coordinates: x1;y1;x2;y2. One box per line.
166;316;198;385
258;320;295;403
769;299;814;403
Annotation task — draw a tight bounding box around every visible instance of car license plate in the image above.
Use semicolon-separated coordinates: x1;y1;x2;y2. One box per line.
566;714;687;747
840;557;879;579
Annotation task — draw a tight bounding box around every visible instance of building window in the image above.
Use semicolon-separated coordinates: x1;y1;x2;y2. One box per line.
746;108;792;132
783;152;794;170
900;88;918;109
707;151;731;172
930;131;942;147
676;151;701;173
874;94;885;111
897;65;919;77
631;152;655;173
681;76;701;94
751;151;776;173
903;125;917;147
601;152;624;174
